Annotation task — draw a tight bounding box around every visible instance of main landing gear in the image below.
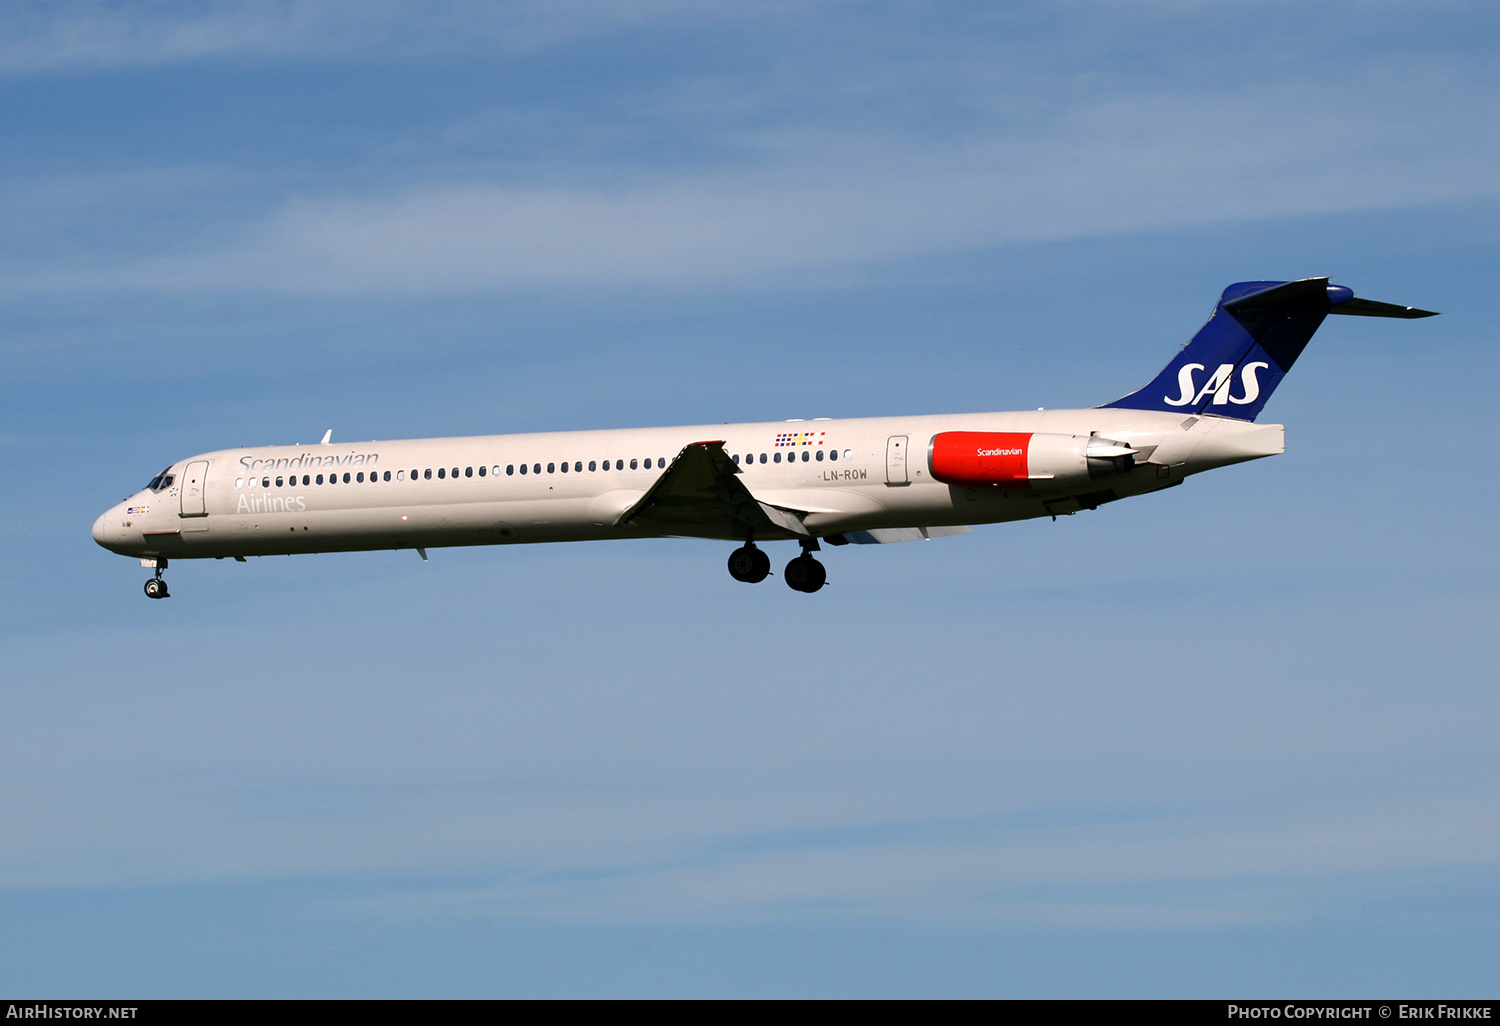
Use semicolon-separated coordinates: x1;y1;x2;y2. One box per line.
727;540;772;583
783;544;827;594
726;537;826;593
143;559;170;600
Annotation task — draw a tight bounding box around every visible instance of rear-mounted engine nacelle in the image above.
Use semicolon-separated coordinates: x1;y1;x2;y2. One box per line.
928;431;1137;491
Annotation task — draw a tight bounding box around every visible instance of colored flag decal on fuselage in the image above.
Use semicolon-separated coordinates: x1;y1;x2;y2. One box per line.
775;431;826;447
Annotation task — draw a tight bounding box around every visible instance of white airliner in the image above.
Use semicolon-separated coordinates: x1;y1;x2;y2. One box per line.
93;278;1434;598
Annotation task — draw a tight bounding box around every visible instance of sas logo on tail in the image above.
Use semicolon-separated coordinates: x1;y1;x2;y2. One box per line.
1165;362;1269;407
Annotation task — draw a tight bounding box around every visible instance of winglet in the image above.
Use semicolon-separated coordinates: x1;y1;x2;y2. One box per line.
320;429;333;445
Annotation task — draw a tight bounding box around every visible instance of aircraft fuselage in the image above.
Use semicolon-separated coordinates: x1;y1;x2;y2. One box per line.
92;407;1281;562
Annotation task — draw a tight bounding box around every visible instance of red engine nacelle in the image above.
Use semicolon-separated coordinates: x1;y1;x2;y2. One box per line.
928;431;1136;490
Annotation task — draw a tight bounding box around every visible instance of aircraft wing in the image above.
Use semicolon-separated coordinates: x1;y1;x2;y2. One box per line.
617;440;811;537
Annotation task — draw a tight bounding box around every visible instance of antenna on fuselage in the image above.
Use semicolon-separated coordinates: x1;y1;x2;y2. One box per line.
320;429;332;445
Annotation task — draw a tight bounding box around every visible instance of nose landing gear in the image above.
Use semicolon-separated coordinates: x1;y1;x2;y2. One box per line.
143;560;170;599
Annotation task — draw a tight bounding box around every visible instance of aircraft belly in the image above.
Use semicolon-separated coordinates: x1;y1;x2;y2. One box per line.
180;498;621;558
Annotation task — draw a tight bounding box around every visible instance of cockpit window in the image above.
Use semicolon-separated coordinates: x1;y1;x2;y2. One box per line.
145;469;175;492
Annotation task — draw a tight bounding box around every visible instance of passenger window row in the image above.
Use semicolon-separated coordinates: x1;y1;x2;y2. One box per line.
235;458;673;489
411;466;487;480
733;449;838;465
233;448;845;490
504;458;666;476
240;470;398;488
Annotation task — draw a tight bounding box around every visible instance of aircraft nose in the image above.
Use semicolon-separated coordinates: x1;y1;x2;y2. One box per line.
92;509;116;549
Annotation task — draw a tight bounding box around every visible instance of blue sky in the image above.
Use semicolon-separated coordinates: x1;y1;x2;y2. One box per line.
2;0;1498;997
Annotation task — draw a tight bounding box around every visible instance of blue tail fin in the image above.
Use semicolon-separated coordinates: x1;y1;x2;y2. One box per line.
1101;277;1436;421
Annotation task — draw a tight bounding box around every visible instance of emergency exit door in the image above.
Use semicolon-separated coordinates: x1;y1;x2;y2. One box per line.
885;435;909;485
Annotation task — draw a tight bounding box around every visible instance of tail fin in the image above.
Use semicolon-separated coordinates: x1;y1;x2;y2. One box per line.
1101;277;1437;421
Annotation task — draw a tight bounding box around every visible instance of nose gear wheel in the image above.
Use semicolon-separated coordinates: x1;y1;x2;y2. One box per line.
143;561;170;599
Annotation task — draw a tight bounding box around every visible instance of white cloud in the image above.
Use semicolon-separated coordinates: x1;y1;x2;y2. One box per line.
12;777;1487;928
26;78;1492;296
1;5;1494;295
0;0;755;75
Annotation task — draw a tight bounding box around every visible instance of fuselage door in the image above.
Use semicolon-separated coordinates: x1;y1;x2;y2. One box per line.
180;460;209;516
885;435;909;486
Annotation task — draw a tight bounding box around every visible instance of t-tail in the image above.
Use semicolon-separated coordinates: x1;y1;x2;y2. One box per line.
1102;277;1437;421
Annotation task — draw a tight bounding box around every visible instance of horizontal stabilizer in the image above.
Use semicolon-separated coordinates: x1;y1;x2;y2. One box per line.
1221;276;1333;312
1327;297;1438;319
